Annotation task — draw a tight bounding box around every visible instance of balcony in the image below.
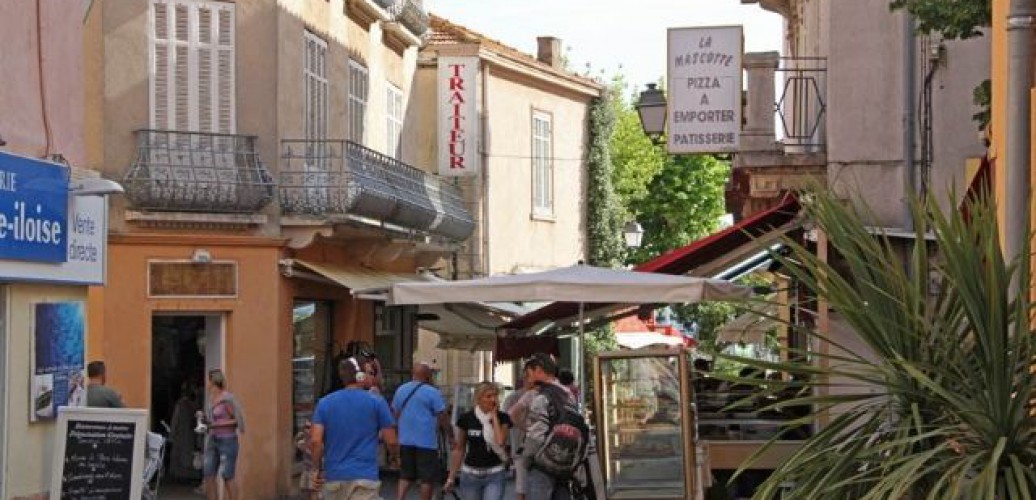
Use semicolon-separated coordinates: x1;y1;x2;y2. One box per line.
388;0;428;38
741;53;827;154
123;130;274;214
347;0;395;24
279;140;475;241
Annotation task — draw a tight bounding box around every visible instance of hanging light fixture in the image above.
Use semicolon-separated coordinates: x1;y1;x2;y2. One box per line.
635;83;667;145
623;221;645;249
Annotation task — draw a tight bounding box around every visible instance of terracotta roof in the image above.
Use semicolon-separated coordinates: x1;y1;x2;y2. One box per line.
426;14;602;91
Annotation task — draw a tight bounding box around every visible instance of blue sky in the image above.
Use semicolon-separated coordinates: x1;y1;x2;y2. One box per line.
425;0;785;92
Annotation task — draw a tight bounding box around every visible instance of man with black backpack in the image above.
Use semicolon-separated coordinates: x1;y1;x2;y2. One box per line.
520;353;591;500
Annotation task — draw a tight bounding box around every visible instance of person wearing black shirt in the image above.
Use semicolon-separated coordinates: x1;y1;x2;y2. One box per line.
445;382;512;500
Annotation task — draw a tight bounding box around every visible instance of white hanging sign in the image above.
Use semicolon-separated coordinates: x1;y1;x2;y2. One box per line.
667;26;743;154
437;56;480;177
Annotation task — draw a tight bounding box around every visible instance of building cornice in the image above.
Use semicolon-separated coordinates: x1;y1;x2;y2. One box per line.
420;43;602;98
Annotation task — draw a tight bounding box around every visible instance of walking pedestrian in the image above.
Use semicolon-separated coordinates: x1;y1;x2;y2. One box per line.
520;353;580;500
392;362;448;500
504;376;538;500
312;357;397;500
200;368;245;500
445;382;512;500
86;361;125;408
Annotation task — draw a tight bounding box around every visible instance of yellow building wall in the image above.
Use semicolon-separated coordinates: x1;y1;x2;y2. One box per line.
3;284;89;499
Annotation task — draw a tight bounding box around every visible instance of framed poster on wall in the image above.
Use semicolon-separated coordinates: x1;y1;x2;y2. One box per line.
31;302;86;422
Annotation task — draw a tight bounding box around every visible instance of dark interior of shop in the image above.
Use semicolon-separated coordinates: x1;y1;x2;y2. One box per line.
151;315;206;483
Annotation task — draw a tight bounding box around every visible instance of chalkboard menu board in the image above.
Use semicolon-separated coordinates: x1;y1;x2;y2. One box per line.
61;420;136;498
51;407;146;500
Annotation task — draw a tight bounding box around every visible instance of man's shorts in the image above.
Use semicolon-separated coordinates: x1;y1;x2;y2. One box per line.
399;445;442;484
324;479;380;500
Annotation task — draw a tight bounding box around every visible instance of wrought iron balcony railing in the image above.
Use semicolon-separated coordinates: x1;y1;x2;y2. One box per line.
279;140;475;241
777;57;827;149
124;130;274;213
388;0;428;37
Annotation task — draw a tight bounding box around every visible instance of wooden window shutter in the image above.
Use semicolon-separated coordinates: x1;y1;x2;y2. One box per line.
216;5;235;134
152;2;170;130
150;0;234;133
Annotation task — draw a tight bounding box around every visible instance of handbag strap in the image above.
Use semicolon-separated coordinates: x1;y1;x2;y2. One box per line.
397;382;427;417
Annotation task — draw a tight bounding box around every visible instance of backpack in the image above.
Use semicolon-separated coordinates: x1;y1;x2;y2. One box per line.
531;383;590;478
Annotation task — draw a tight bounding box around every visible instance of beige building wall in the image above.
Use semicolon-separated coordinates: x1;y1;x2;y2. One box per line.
483;68;590;275
786;0;989;228
412;34;600;389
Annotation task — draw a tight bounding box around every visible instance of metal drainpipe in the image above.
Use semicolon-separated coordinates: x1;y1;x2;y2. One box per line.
1007;0;1035;277
903;13;917;229
480;60;492;279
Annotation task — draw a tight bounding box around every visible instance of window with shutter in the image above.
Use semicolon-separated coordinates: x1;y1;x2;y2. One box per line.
386;83;403;159
303;31;330;202
532;111;554;216
150;0;235;134
304;31;328;143
348;61;369;145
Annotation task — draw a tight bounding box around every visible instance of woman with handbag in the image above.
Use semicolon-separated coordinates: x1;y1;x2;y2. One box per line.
445;382;512;500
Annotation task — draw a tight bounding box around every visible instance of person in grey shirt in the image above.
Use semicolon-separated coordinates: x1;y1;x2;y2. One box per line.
86;361;125;408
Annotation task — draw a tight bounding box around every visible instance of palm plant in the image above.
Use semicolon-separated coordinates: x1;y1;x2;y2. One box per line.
726;189;1036;499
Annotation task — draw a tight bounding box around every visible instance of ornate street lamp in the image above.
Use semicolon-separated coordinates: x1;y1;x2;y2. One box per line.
635;83;667;145
623;221;645;249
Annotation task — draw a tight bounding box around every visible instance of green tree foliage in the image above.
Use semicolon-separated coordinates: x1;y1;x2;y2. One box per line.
609;77;667;211
889;0;991;40
583;88;623;381
606;75;729;265
726;190;1036;498
586;90;625;269
606;74;731;352
624;154;730;264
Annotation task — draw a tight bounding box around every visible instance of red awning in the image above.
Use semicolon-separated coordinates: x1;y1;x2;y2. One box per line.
961;155;992;222
502;193;802;332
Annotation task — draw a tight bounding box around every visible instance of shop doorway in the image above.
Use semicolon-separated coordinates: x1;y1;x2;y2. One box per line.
150;313;224;486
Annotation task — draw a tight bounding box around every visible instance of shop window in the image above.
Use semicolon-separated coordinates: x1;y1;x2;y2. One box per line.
373;303;416;396
292;300;332;458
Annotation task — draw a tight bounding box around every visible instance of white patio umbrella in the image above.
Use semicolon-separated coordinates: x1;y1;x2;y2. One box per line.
381;264;751;402
383;264;751;306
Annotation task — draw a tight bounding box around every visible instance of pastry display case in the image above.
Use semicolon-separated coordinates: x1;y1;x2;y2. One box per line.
593;349;696;499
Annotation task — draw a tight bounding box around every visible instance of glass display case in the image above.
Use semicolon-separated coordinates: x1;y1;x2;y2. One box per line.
594;349;696;499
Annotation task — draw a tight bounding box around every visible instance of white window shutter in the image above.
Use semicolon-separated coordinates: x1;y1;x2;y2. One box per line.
150;0;234;133
217;6;234;133
197;11;213;133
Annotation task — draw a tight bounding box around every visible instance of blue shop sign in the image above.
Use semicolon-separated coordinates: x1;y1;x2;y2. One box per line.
0;152;69;263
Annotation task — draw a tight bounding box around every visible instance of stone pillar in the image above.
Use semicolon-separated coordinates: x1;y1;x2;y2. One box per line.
741;51;781;152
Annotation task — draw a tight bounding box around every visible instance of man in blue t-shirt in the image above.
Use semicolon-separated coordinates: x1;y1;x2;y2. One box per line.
391;362;447;500
313;357;397;500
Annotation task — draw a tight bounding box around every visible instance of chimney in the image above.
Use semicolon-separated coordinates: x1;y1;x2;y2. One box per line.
536;36;563;69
